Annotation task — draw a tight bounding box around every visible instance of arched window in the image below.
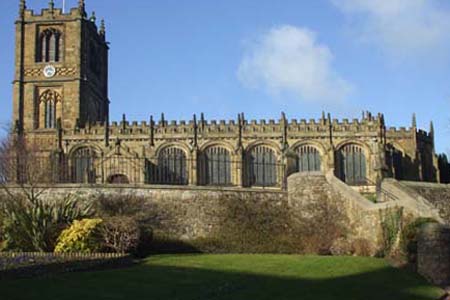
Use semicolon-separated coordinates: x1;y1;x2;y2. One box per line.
154;147;188;185
39;90;61;129
336;144;367;185
199;146;231;186
37;29;61;62
295;145;321;172
71;147;97;183
245;145;278;187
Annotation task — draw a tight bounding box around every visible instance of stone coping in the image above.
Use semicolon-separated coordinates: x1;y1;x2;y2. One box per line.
400;181;450;189
1;183;286;194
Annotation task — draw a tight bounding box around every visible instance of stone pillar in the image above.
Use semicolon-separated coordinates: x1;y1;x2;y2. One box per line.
190;149;198;186
284;149;298;178
417;223;450;286
234;155;243;187
327;147;335;172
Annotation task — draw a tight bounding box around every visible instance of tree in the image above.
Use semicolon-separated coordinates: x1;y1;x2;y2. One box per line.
0;130;57;200
0;131;93;251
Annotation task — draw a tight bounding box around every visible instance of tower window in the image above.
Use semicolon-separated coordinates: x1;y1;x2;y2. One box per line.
39;89;62;129
37;28;62;63
45;100;56;128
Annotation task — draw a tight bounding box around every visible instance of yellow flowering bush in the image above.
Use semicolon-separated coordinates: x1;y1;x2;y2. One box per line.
54;219;103;253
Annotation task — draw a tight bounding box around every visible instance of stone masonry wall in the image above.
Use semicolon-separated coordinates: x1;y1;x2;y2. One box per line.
4;172;445;254
417;223;450;286
17;186;286;241
289;172;383;253
402;181;450;223
2;173;385;254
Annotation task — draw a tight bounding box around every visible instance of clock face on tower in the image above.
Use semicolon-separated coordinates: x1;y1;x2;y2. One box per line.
43;65;56;78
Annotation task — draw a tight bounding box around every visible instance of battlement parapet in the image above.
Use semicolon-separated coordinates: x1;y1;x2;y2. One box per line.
385;127;433;138
23;7;84;21
417;129;433;139
387;126;416;133
66;112;433;139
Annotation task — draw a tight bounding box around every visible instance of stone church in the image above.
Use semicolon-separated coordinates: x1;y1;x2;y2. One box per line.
10;0;444;188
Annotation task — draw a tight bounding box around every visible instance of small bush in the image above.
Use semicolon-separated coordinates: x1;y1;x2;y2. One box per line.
400;217;437;264
134;224;153;257
364;193;378;203
379;207;404;257
294;198;349;255
351;238;374;257
94;193;154;256
54;219;103;253
99;217;141;254
330;238;353;256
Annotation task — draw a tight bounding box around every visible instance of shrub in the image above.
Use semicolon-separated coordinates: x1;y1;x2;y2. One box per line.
330;238;353;256
134;224;153;257
379;207;404;257
94;193;153;256
99;216;141;254
294;197;349;255
54;219;103;253
400;217;437;264
0;210;5;251
91;192;349;255
351;238;374;257
0;194;93;252
147;195;348;255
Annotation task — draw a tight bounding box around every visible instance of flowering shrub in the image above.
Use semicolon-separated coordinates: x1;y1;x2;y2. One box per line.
54;219;103;253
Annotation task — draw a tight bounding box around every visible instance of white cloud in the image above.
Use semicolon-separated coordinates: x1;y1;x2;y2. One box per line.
331;0;450;60
237;25;353;104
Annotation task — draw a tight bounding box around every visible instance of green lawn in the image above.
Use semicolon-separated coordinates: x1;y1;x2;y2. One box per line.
0;254;443;300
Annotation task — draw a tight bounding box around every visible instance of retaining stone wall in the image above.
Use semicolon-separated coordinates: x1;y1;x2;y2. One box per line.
417;223;450;286
2;175;384;254
402;182;450;223
22;185;286;241
11;173;445;254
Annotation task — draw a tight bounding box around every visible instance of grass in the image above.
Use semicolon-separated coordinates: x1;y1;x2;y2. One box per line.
363;193;378;203
0;254;443;300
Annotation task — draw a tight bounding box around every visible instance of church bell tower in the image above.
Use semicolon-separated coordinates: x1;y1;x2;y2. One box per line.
13;0;109;136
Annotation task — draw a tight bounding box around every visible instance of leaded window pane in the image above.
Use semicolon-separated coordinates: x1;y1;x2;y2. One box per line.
336;144;367;185
37;29;61;63
154;147;188;185
44;100;56;129
199;146;231;186
295;145;321;172
245;145;277;187
71;148;97;183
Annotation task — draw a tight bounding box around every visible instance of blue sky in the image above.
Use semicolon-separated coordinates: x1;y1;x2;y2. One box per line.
0;0;449;154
